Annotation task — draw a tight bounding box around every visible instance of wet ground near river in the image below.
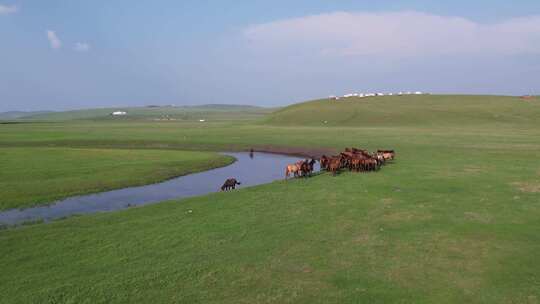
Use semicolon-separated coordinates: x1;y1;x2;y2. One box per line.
0;152;319;226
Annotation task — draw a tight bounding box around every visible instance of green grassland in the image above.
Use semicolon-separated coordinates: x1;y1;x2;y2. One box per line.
0;111;53;120
0;95;539;303
0;148;233;210
265;95;540;127
14;104;272;121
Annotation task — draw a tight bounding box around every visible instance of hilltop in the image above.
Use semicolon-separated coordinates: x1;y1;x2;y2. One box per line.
264;95;540;127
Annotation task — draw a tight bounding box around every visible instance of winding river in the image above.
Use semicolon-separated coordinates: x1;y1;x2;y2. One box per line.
0;152;319;226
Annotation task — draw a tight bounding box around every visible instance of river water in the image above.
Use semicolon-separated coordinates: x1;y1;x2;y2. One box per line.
0;152;319;226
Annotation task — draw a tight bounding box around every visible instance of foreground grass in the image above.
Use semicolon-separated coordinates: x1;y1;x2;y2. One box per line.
1;144;539;303
0;148;233;210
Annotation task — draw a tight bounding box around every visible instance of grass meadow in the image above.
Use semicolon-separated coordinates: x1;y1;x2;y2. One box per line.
0;148;233;210
0;95;539;303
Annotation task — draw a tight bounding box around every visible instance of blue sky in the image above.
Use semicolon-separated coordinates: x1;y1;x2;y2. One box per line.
1;0;540;111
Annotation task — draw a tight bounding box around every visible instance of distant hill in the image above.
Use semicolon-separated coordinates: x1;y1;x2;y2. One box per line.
20;104;273;121
0;111;54;120
264;95;540;127
182;104;264;110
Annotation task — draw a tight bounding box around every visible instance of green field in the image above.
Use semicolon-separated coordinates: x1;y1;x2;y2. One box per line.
0;148;233;210
265;95;540;127
0;95;539;303
13;104;272;122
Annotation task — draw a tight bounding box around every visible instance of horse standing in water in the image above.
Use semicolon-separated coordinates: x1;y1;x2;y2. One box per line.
221;178;241;191
285;164;301;179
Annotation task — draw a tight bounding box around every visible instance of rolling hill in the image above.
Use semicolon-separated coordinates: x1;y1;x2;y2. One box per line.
264;95;540;127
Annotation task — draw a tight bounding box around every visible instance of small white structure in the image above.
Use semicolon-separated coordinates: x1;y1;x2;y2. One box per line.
111;111;127;116
199;119;206;122
327;90;428;101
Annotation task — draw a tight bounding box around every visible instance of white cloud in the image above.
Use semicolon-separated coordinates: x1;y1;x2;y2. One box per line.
46;30;62;49
74;42;90;52
0;4;17;15
244;11;540;57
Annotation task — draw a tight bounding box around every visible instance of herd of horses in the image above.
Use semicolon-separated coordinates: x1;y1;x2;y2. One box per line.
286;148;395;178
222;147;395;191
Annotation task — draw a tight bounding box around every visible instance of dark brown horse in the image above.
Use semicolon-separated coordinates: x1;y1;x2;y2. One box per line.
320;155;330;170
308;158;316;172
221;178;241;191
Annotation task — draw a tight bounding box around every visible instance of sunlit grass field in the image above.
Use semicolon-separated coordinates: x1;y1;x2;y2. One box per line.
0;95;539;303
0;148;233;210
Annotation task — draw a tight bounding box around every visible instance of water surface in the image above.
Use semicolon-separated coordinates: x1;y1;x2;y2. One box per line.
0;152;318;226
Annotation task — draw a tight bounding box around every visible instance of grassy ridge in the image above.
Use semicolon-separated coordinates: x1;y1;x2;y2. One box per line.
265;95;540;126
0;148;233;210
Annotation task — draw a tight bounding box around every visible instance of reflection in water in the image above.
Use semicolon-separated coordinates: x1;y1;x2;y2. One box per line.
0;152;318;226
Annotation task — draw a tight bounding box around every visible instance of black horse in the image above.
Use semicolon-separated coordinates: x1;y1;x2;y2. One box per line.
221;178;241;191
300;158;317;177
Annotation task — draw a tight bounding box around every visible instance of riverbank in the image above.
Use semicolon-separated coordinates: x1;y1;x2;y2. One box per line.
0;152;304;226
0;148;234;211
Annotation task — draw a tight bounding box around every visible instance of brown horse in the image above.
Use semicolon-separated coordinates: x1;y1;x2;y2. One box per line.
363;158;378;171
328;156;343;176
221;178;241;191
350;157;363;172
320;155;330;170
